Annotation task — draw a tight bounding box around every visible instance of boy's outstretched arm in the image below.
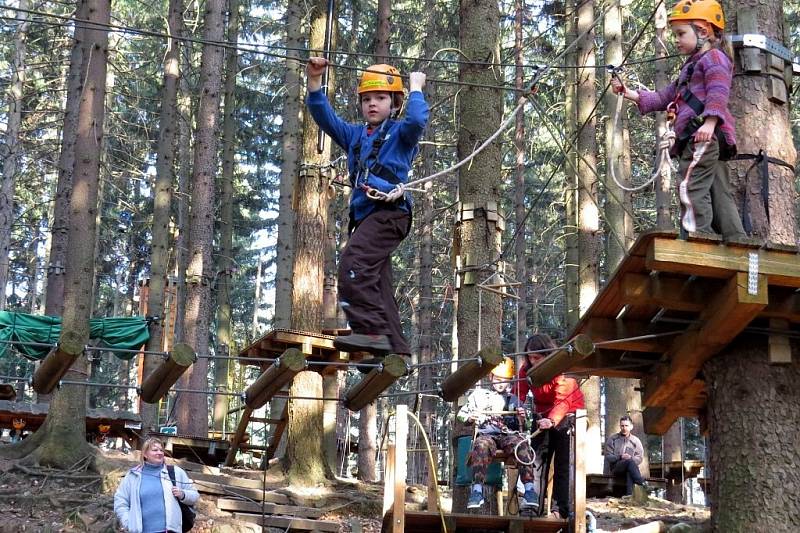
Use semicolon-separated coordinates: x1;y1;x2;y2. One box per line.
399;71;429;144
305;56;357;151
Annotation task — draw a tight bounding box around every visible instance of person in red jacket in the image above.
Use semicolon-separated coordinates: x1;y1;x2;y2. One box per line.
518;333;585;519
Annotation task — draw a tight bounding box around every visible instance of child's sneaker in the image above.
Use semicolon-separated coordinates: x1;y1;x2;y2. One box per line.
334;333;392;354
466;490;484;509
521;487;539;510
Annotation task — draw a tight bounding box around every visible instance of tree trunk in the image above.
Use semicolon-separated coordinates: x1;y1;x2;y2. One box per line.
251;253;263;338
451;0;502;514
706;3;798;530
141;0;183;435
286;371;328;485
213;0;240;436
273;1;303;329
0;0;30;309
653;0;672;229
513;0;527;351
173;42;192;345
576;0;603;475
177;0;225;437
564;0;579;331
604;379;650;476
357;402;377;482
4;0;110;468
373;0;391;62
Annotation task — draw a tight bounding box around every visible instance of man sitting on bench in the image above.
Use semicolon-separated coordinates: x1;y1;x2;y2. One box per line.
457;357;538;510
604;416;646;495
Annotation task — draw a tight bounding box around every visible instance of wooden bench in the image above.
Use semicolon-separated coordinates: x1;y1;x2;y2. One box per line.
586;473;667;498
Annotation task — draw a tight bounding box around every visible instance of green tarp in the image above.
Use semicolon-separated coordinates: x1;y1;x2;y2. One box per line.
0;311;150;360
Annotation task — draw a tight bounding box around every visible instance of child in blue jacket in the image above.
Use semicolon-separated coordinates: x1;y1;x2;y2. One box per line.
306;57;428;365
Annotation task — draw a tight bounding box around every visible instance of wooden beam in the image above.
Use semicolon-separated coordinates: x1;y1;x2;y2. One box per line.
265;400;289;461
139;343;196;403
231;513;339;531
767;318;792;364
216;498;323;518
393;404;407;533
383;443;395;519
439;346;504;401
642;379;705;434
573;408;586;533
244;348;305;409
582;318;671;353
762;289;800;323
643;273;767;408
568;349;659;378
427;446;439;512
343;355;408;412
31;330;85;394
526;335;595;388
647;237;800;287
224;406;252;467
621;272;711;313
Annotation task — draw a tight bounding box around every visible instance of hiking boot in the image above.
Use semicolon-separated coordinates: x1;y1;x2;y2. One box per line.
521;488;539;510
334;333;392;354
466;490;484;509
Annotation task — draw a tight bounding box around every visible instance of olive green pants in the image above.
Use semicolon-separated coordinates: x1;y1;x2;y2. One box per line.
676;139;746;240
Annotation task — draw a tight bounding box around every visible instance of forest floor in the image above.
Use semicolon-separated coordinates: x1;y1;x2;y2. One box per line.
0;448;708;532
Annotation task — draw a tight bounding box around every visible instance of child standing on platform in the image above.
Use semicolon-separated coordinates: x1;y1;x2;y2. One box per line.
305;58;428;364
611;0;746;240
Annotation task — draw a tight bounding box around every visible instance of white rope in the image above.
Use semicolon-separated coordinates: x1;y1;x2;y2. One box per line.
609;94;676;193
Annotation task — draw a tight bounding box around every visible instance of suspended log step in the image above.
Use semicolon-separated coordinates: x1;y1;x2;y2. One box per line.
140;343;197;403
31;330;85;394
245;348;305;409
526;334;595;387
439;346;503;402
343;355;408;411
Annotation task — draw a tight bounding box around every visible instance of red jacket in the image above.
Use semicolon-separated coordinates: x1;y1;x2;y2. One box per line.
517;365;585;426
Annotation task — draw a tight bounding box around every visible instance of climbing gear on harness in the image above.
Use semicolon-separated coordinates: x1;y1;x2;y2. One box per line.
491;357;515;379
668;0;725;31
731;150;796;233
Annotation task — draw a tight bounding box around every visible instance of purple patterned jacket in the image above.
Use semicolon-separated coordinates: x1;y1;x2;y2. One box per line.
637;48;736;156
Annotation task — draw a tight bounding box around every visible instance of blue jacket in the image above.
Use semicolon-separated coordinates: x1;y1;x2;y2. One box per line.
306;89;429;223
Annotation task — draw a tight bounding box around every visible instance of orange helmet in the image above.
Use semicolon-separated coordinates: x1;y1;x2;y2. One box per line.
668;0;725;31
358;64;404;95
491;357;515;380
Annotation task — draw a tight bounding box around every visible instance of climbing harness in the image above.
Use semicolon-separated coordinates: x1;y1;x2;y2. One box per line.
731;150;796;233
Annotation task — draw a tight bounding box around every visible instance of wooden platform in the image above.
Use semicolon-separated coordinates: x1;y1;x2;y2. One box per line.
239;328;348;369
564;230;800;434
158;432;230;465
383;510;569;532
586;474;667;498
0;400;141;440
649;459;704;481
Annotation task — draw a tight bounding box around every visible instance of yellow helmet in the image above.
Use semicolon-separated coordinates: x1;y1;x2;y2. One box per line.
358;64;404;95
491;357;515;379
668;0;725;31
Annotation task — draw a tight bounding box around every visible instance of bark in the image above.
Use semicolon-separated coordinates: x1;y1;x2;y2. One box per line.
513;0;527;350
373;0;391;62
213;0;240;435
576;0;603;475
0;0;30;309
705;3;799;529
653;1;672;229
290;0;333;332
141;0;183;435
285;371;328;485
357;402;377;482
451;0;502;514
8;0;110;468
273;1;303;329
564;0;579;331
177;0;225;436
251;253;263;338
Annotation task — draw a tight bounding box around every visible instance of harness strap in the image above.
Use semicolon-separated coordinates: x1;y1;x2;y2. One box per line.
731;151;796;233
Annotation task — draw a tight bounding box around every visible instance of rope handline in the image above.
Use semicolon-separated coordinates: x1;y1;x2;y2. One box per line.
405;411;448;533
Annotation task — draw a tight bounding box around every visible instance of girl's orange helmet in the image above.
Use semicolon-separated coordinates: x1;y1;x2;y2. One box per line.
668;0;725;31
491;357;515;380
358;64;404;94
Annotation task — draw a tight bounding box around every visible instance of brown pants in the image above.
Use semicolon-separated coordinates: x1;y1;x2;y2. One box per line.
676;139;746;239
338;209;410;354
469;432;535;484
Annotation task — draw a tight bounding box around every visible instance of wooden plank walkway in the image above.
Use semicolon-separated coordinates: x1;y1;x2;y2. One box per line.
383;511;569;532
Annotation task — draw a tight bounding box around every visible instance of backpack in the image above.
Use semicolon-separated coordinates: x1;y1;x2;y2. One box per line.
166;465;196;532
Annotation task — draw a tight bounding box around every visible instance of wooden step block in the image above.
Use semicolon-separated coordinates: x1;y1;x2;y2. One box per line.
232;512;339;531
196;480;290;504
217;498;322;519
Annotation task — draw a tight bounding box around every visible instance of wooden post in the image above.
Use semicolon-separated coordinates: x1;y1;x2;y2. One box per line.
526;334;594;388
392;404;407;533
439;346;503;401
224;406;253;467
768;318;792;364
139;343;196;403
573;408;587;533
427;445;439;512
383;443;396;518
31;330;85;394
244;348;305;409
343;355;407;412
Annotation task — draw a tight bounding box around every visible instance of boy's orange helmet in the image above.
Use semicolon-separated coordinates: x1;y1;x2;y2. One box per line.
491;357;515;380
358;64;404;94
668;0;725;31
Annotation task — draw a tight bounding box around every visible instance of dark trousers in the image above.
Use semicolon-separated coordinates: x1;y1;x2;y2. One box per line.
468;432;535;484
676;139;746;239
531;422;572;517
611;459;645;495
338;209;410;354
